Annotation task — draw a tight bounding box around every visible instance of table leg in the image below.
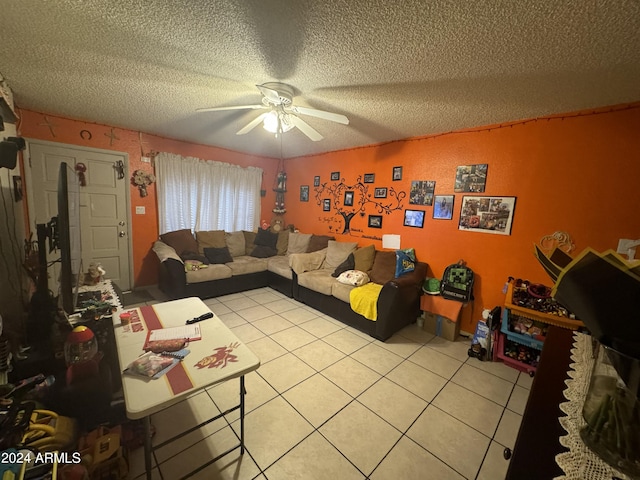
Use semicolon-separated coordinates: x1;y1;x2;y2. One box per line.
144;415;152;480
240;375;246;454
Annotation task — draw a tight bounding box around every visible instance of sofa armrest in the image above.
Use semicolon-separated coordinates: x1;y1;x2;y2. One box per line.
152;240;183;264
388;262;428;288
289;248;327;275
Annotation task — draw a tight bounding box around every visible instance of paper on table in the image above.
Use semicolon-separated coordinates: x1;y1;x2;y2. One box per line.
148;324;201;342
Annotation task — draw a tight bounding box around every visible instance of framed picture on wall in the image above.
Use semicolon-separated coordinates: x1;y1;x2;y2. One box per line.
374;187;387;198
368;215;383;228
458;196;516;235
314;176;320;187
300;185;309;202
454;164;488;193
331;171;340;181
363;173;375;183
403;209;425;228
344;191;354;206
393;166;403;181
433;195;454;220
323;199;331;211
409;180;436;206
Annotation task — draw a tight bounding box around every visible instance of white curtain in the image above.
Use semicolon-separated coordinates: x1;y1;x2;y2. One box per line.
155;152;263;234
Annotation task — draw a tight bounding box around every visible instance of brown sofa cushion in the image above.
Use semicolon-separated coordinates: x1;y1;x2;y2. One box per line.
307;234;335;253
243;231;257;255
160;229;198;256
354;244;376;272
276;229;290;255
196;230;226;254
369;250;397;285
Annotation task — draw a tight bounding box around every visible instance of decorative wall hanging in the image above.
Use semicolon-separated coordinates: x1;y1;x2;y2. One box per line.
300;185;309;202
374;187;387;198
38;116;57;137
80;129;92;140
433;195;455;220
458;196;516;235
105;127;119;146
454;164;488;193
75;162;87;186
273;171;287;213
330;172;340;181
114;160;126;179
404;209;425;228
313;175;405;234
409;180;436;205
363;173;375;183
392;166;403;181
132;169;156;197
368;215;383;228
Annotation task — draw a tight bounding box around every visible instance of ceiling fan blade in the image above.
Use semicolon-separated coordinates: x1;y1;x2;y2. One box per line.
256;84;282;104
289;105;349;125
236;112;270;135
196;104;266;113
288;115;324;141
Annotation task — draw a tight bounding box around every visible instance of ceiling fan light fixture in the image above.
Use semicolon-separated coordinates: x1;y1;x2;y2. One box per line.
263;110;294;135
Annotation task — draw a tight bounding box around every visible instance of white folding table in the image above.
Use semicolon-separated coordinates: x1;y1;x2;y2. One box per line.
112;297;260;479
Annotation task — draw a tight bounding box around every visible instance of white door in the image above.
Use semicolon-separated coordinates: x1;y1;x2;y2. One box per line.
27;141;132;291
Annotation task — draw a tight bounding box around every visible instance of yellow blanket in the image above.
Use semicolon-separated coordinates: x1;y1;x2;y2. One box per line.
349;283;383;321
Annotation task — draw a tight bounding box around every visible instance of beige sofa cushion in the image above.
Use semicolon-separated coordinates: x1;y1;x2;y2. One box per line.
186;264;232;283
267;255;293;279
297;269;336;296
276;230;290;255
225;231;246;257
153;241;183;263
226;255;268;275
287;232;312;254
289;249;327;275
195;230;226;253
243;230;257;255
332;281;355;303
322;240;358;271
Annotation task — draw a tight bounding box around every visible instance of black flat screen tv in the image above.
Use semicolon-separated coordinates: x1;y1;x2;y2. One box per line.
57;162;83;315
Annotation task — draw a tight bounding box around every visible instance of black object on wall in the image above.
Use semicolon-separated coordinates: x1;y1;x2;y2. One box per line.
0;136;25;169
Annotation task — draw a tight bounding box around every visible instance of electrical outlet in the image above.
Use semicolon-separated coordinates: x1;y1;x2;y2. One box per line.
136;206;145;215
141;156;151;163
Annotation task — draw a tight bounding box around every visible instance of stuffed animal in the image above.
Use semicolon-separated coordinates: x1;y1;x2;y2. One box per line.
83;263;105;285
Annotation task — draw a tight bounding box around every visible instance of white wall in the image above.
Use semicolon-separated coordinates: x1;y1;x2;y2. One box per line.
0;75;28;342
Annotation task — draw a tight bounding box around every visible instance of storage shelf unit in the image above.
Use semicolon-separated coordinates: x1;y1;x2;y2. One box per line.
496;283;584;374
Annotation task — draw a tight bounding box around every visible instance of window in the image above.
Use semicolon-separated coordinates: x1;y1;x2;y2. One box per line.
155;153;262;234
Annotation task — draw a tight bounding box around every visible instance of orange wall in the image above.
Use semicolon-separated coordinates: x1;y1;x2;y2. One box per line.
17;109;280;287
284;104;640;332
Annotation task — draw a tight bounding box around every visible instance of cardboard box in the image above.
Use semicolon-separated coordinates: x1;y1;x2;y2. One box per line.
422;311;461;341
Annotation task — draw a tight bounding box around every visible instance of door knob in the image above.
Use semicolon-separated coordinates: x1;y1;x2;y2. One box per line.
119;231;126;237
119;221;125;226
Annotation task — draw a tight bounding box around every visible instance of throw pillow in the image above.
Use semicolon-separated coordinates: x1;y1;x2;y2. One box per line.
287;232;312;254
395;248;417;277
160;229;198;257
195;230;226;254
307;234;335;253
254;228;278;248
337;270;370;286
225;231;246;257
180;251;210;264
353;244;376;272
243;231;257;255
276;229;290;255
332;253;355;277
369;250;397;285
251;245;277;258
204;246;233;264
323;240;358;271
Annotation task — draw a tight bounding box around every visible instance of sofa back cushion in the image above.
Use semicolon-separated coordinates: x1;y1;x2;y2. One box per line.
369;250;397;285
243;230;257;255
204;246;233;264
195;230;226;254
307;234;335;253
225;231;246;257
276;229;290;255
287;232;312;254
254;228;278;248
160;229;198;257
354;244;376;272
323;240;358;271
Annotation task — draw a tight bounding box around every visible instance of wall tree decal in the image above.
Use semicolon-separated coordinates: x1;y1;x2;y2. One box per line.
314;176;406;234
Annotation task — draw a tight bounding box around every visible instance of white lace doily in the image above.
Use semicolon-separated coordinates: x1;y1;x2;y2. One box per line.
555;332;632;480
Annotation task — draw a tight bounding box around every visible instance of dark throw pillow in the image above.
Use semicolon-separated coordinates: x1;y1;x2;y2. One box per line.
251;245;277;258
204;246;233;264
160;229;198;256
180;251;210;264
369;250;397;285
254;228;278;248
332;253;355;278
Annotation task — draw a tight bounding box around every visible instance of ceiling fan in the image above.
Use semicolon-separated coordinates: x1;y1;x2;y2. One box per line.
196;82;349;141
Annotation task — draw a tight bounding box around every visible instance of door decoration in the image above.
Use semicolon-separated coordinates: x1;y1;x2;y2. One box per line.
75;163;87;186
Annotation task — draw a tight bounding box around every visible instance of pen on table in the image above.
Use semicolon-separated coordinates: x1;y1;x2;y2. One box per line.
186;312;214;325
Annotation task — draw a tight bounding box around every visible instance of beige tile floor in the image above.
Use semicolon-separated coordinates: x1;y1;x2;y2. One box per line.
126;287;532;480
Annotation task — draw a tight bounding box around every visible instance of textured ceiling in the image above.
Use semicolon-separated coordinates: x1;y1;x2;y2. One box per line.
1;0;639;158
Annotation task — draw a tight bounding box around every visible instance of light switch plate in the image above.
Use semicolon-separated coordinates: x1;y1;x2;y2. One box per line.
136;206;145;215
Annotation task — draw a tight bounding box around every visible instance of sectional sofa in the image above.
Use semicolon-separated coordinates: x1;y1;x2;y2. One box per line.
152;228;427;340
